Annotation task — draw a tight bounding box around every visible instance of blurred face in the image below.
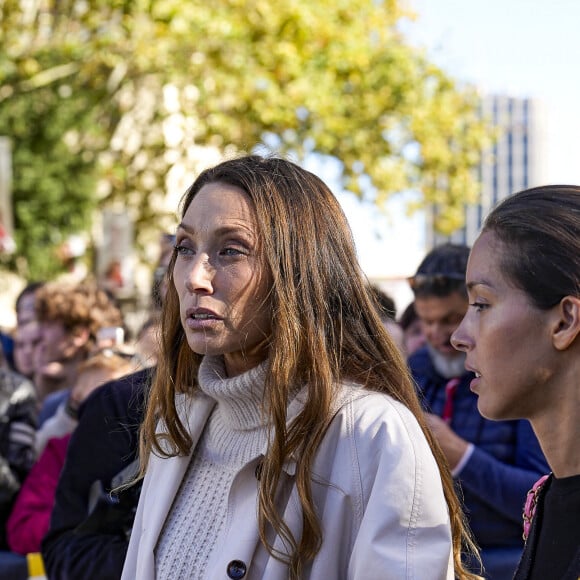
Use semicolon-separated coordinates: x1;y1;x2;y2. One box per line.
404;318;426;357
35;320;87;377
14;321;41;378
17;292;36;326
451;231;557;420
173;182;272;377
414;291;467;358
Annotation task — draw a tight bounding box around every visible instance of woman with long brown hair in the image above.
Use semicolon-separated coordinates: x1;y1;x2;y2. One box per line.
122;155;480;579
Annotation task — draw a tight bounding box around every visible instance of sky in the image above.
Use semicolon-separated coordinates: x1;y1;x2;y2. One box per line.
404;0;580;183
334;0;580;308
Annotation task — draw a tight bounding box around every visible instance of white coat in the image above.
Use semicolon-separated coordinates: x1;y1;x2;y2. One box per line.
122;386;454;579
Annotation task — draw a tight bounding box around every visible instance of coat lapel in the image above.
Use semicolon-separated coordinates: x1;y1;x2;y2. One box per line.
141;392;216;552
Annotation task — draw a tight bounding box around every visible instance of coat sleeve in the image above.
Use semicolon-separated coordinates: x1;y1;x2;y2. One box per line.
347;395;454;580
457;419;549;523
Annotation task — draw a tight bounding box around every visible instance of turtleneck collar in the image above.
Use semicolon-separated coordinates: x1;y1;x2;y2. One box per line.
197;355;269;431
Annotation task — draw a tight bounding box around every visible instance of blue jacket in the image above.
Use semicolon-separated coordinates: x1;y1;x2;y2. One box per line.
409;347;549;576
41;367;151;580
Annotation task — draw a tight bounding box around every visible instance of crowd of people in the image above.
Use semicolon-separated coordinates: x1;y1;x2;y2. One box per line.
0;155;577;580
0;237;169;579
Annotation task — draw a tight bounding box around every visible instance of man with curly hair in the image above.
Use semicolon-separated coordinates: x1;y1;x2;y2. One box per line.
33;281;124;426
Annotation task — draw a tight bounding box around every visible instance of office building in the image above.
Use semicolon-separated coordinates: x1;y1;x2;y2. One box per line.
428;94;548;248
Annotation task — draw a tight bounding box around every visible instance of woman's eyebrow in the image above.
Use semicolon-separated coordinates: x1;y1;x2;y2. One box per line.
466;279;493;291
176;222;255;240
176;222;193;234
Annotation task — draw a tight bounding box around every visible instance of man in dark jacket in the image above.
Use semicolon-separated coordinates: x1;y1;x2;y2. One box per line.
0;345;37;550
408;244;549;580
41;367;151;579
0;344;37;580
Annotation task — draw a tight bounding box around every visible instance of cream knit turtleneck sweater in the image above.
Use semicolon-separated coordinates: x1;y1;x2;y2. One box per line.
155;356;270;580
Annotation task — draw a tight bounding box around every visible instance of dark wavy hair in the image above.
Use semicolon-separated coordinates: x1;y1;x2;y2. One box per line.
140;155;480;579
483;184;580;307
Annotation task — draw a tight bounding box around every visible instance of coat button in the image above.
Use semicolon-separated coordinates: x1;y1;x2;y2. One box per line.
227;560;247;579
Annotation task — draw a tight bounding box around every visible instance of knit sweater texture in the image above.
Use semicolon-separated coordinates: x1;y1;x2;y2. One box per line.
155;356;269;579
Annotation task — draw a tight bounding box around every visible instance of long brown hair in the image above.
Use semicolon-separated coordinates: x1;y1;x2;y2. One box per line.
141;155;481;578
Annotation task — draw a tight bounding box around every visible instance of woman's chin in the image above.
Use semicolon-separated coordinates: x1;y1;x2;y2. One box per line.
477;398;518;422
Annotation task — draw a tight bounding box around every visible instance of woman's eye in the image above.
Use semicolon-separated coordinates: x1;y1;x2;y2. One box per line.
220;247;246;257
174;244;194;256
469;302;489;312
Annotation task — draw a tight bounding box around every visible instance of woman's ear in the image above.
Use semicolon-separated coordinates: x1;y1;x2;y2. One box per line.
552;296;580;351
71;327;91;349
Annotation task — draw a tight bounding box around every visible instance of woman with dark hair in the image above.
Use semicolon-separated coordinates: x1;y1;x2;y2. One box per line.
452;185;580;580
123;155;480;579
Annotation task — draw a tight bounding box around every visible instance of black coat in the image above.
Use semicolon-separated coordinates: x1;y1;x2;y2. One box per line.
42;367;152;580
513;474;580;580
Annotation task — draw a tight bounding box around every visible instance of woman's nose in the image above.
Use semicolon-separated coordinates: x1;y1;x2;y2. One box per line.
185;255;214;294
450;317;471;352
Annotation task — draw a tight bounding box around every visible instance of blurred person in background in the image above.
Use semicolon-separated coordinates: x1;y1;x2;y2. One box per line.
0;331;14;372
0;282;42;374
132;233;175;370
15;282;45;327
151;233;176;311
0;211;15;256
12;320;41;381
101;259;125;297
34;345;136;456
399;301;426;357
0;282;46;375
0;335;10;370
133;313;161;369
0;340;37;577
42;366;151;580
0;282;45;372
42;233;172;580
33;280;124;418
7;350;134;557
368;284;405;354
408;243;549;579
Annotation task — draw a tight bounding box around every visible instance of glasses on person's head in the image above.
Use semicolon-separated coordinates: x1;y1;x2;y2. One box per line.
407;273;466;294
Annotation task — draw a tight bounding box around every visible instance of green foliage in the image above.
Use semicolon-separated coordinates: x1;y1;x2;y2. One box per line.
0;0;490;279
0;85;99;277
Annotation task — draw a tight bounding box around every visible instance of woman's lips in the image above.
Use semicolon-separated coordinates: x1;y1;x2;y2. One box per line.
184;307;223;330
185;316;222;330
467;368;482;392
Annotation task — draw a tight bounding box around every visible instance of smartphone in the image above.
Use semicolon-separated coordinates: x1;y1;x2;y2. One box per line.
96;326;125;347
